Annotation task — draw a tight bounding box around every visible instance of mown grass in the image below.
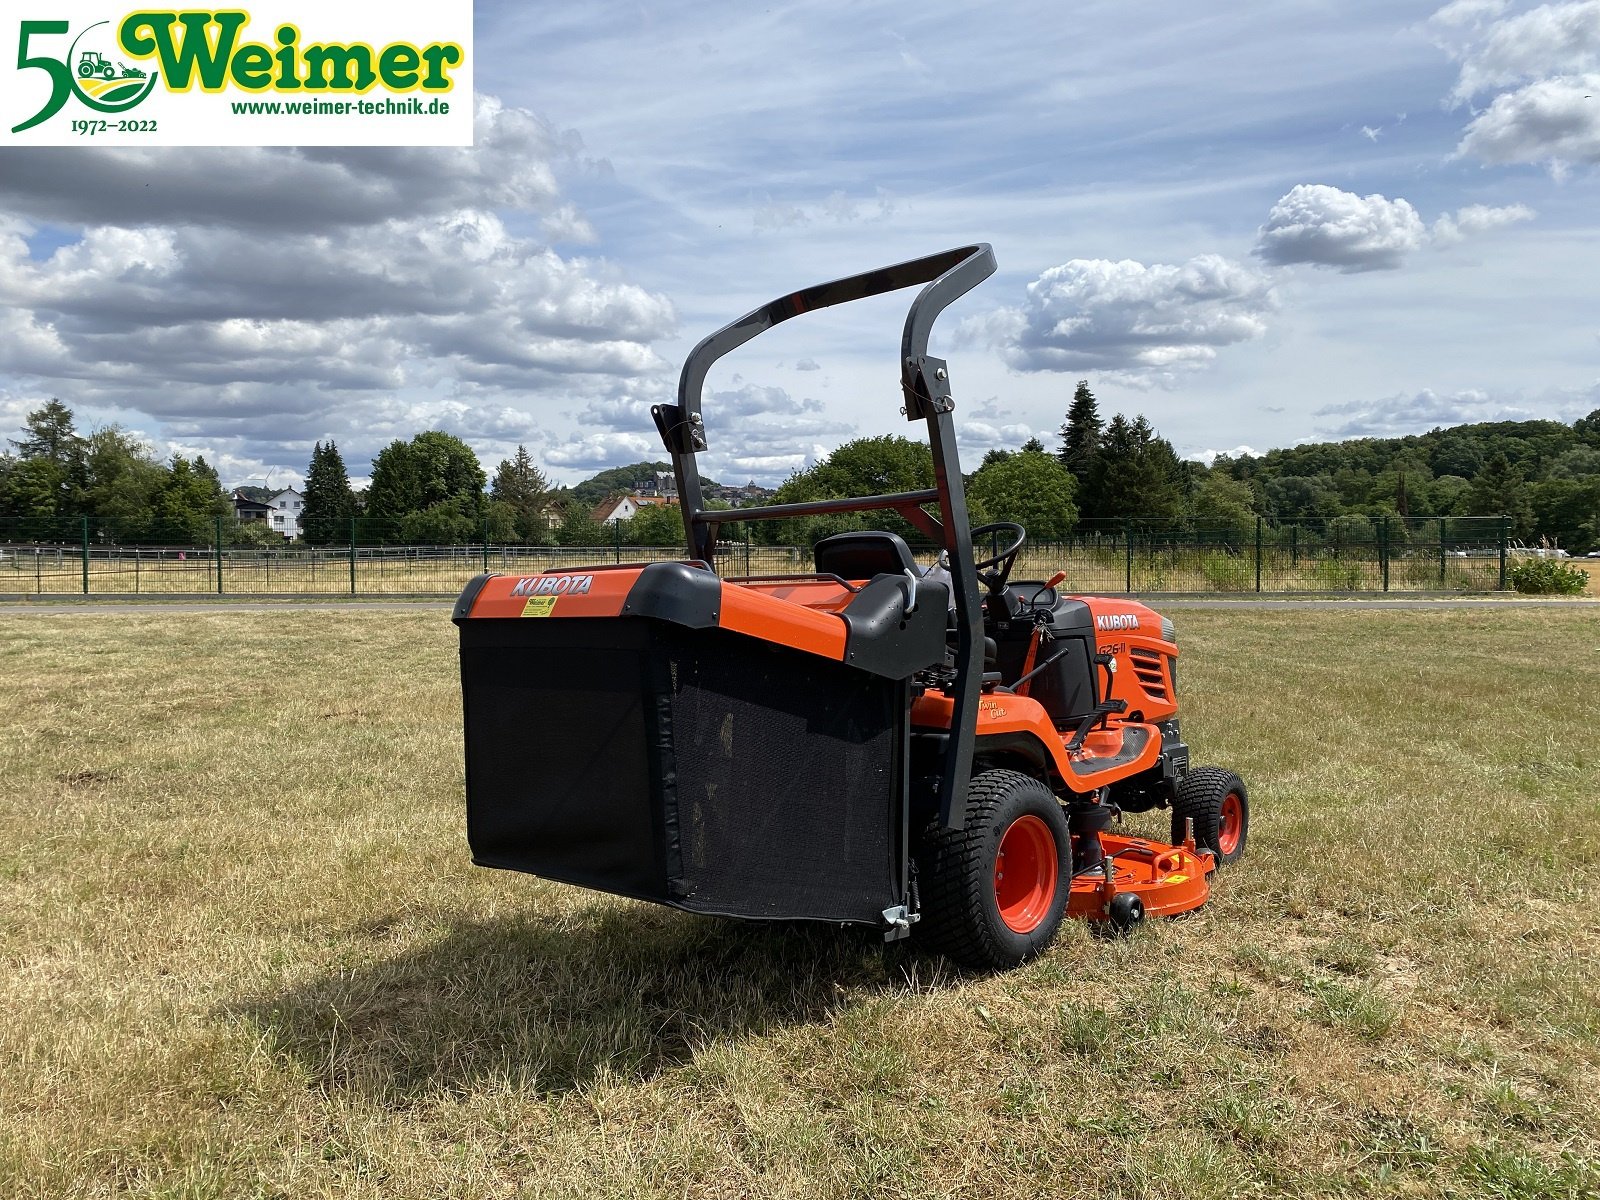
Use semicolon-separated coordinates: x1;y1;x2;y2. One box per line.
1;606;1598;1199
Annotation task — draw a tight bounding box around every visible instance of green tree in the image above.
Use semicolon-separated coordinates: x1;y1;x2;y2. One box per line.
556;499;607;546
764;435;935;546
1465;452;1534;538
4;398;86;520
1264;474;1343;524
966;446;1078;540
81;426;165;541
1189;471;1257;531
365;431;486;542
399;497;480;545
150;456;226;544
1057;380;1103;484
490;445;553;542
1080;414;1184;520
1419;474;1471;517
627;502;687;547
1530;476;1600;554
301;441;357;545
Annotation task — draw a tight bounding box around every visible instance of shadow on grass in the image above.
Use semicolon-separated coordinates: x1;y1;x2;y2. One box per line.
233;902;925;1101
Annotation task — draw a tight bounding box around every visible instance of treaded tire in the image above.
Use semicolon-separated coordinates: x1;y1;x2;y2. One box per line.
914;769;1070;970
1171;767;1249;866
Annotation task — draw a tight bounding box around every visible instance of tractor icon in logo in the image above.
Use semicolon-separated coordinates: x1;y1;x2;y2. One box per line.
69;23;158;109
77;51;147;82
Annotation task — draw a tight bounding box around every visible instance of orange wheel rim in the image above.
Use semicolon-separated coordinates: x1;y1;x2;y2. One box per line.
1218;793;1243;857
994;815;1058;934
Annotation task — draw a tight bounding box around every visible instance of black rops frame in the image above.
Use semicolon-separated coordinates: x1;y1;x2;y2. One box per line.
650;244;996;831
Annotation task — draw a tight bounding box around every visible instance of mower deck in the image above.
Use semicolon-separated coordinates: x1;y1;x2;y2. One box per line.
1067;833;1215;923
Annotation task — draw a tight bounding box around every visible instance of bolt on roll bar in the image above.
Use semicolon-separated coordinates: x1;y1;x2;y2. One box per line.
650;243;997;829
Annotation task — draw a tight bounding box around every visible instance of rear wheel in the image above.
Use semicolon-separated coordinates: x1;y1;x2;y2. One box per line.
1171;767;1249;866
915;769;1070;969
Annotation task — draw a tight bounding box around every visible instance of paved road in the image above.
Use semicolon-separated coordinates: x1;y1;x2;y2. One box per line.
2;596;1595;616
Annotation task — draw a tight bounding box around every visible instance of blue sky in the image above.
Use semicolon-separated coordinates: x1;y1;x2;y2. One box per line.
1;0;1597;489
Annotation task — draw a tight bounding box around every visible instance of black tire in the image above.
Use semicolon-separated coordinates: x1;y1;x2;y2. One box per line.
1171;767;1249;866
914;769;1070;970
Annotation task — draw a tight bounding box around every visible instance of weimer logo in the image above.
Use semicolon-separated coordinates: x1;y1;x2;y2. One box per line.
11;19;161;131
3;2;473;146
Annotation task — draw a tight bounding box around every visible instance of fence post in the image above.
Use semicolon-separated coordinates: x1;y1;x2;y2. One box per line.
482;520;490;574
80;516;89;595
1124;519;1134;593
214;516;224;595
1290;523;1298;567
1438;517;1446;585
1498;516;1509;589
1380;516;1389;592
1254;516;1263;593
349;517;357;596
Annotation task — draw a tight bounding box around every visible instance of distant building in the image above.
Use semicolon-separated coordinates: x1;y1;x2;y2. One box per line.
592;493;674;525
231;490;271;524
267;489;304;539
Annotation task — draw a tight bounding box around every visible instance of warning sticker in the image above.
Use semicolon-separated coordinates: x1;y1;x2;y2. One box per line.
521;596;557;618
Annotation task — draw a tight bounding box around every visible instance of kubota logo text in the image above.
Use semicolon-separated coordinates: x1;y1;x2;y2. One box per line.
1095;613;1141;631
510;575;595;597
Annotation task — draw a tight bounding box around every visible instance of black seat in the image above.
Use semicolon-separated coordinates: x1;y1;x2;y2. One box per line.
814;531;918;581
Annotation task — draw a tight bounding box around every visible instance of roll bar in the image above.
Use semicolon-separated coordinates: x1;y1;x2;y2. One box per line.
650;243;997;830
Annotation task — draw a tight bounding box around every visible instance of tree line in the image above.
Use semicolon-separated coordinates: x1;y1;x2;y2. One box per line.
5;390;1599;551
753;381;1600;552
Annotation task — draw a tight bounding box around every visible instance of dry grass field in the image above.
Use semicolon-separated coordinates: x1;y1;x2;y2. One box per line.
1;542;1533;597
2;605;1598;1199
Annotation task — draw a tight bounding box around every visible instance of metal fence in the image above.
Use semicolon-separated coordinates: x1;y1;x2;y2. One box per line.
0;514;1520;597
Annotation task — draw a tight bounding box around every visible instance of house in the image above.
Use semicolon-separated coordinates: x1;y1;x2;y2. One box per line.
267;489;304;539
231;490;271;524
591;493;674;525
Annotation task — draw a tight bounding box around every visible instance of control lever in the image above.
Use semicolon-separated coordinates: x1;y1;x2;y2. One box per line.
900;568;920;615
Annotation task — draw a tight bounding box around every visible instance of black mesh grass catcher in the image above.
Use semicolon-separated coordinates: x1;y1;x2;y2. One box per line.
457;617;907;924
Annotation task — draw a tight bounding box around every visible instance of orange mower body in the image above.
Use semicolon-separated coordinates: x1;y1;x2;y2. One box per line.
454;246;1249;969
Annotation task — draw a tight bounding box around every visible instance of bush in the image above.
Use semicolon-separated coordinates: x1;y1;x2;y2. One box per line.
1199;551;1252;592
1508;557;1589;595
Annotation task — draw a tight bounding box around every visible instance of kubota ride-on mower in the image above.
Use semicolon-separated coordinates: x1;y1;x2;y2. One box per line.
453;244;1249;970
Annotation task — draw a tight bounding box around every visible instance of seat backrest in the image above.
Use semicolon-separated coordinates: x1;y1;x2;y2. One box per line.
814;531;918;581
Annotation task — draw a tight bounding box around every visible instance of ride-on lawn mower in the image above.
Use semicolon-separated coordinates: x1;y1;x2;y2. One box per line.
453;244;1249;970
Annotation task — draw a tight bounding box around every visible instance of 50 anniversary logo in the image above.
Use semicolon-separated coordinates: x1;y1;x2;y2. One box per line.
3;3;473;146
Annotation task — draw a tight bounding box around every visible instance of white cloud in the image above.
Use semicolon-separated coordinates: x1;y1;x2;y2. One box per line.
1188;445;1260;466
1255;185;1427;272
549;380;851;486
1312;385;1595;437
958;420;1040;453
751;187;897;232
969;254;1275;382
0;98;582;232
1443;0;1600;102
540;204;599;245
0;97;678;483
1255;185;1533;269
1432;202;1537;242
1455;73;1600;165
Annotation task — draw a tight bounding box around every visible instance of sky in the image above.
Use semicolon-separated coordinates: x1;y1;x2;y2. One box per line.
1;0;1598;491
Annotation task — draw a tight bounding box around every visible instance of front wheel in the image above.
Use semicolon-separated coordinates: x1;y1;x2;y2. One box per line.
914;769;1070;970
1171;767;1249;865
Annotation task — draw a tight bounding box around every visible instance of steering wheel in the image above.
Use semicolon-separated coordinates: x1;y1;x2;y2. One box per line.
969;521;1027;592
